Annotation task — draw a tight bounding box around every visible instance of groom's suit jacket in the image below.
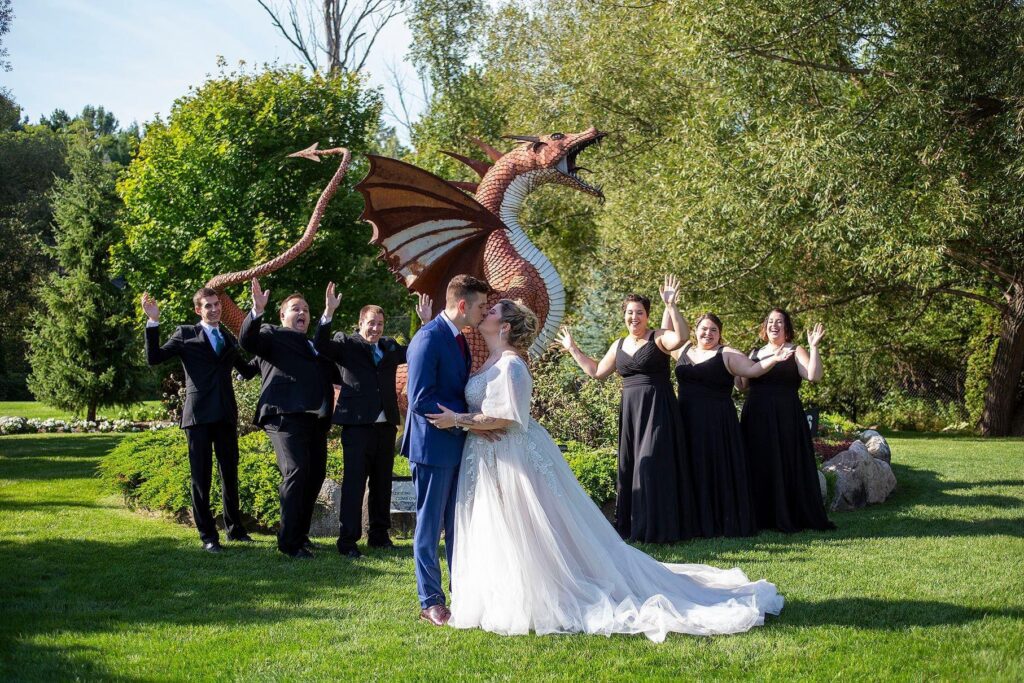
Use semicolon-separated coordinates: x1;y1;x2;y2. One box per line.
400;314;470;468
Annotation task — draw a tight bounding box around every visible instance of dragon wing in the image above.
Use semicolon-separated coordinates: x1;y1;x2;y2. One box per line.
356;155;506;308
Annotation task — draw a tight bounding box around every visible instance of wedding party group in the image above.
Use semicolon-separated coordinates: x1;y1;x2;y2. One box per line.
142;271;832;642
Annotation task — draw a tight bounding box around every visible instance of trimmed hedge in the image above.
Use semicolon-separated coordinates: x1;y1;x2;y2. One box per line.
100;429;343;528
100;430;620;528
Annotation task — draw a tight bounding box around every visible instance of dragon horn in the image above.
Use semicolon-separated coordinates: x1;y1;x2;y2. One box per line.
441;150;493;179
288;142;321;162
502;135;541;144
469;136;504;162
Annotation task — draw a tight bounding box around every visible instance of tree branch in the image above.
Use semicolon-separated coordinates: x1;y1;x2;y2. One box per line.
257;0;319;71
740;48;894;78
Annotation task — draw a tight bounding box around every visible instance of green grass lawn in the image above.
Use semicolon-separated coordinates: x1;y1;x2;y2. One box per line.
0;432;1021;680
0;401;164;420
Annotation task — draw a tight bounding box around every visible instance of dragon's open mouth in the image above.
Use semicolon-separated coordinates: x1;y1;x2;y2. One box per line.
556;132;606;198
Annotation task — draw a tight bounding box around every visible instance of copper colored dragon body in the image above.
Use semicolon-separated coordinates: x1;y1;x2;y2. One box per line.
356;127;607;367
206;144;352;334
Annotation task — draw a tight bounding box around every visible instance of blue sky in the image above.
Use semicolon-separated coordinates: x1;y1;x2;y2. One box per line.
2;0;423;137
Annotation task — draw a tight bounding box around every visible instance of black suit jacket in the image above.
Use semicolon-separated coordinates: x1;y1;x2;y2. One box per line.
313;322;406;426
145;323;258;428
239;312;337;426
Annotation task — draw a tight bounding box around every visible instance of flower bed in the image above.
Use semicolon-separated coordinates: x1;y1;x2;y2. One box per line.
0;416;175;436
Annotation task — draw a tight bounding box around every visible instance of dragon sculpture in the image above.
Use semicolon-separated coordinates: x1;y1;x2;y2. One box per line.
207;127;606;380
357;127;606;367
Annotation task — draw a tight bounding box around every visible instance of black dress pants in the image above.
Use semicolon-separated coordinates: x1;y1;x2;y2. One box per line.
263;413;330;553
183;420;246;543
337;422;397;549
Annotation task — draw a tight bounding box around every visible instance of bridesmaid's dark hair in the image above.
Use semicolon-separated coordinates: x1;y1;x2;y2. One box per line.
622;294;651;315
758;308;794;342
694;312;723;333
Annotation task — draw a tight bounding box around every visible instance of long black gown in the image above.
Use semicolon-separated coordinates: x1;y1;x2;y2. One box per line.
675;346;756;537
740;352;835;532
615;332;697;543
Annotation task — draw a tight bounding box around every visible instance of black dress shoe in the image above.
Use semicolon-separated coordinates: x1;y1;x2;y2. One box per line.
337;544;362;559
202;541;223;553
282;547;314;559
229;534;255;543
302;540;320;552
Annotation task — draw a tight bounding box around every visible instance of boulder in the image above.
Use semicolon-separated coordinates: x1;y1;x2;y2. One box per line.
861;433;892;463
818;469;827;504
308;476;418;539
309;478;342;538
860;429;883;442
823;446;897;511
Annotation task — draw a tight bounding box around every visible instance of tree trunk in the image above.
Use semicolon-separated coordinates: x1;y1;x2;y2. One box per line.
980;282;1024;436
87;401;97;423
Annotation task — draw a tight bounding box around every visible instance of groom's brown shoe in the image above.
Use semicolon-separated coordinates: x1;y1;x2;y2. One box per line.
419;605;451;626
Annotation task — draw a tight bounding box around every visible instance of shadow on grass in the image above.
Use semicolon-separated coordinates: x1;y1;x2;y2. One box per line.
780;597;1024;629
0;535;401;680
0;434;123;481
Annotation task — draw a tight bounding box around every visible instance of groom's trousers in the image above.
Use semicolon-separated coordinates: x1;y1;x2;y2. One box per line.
410;461;459;609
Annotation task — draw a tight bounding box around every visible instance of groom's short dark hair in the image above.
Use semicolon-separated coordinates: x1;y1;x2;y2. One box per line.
446;275;491;306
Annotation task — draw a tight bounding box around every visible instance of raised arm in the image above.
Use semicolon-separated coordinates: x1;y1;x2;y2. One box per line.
141;293;183;365
654;274;688;353
239;278;273;357
558;327;617;380
722;345;794;379
313;281;345;360
795;324;825;382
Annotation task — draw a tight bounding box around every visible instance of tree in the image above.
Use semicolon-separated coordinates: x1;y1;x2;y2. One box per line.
474;0;1023;434
42;105;140;165
114;65;407;331
256;0;404;74
0;0;12;73
0;125;67;398
25;127;148;420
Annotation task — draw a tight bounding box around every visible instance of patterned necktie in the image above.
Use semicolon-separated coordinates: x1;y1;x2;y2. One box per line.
209;327;223;355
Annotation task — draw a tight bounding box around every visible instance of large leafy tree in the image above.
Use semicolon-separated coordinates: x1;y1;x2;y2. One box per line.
475;0;1023;434
25;127;148;420
115;65;408;330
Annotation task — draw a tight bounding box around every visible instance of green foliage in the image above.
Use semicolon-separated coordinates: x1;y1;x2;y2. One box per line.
100;428;344;528
407;0;487;93
561;440;617;507
862;392;970;433
964;304;1000;427
114;65;407;328
818;412;861;439
531;349;621;448
25;129;148;420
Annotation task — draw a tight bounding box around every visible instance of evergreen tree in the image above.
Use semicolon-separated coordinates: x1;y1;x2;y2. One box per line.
25;126;147;420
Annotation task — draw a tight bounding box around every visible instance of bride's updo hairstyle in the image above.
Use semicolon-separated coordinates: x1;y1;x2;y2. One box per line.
498;299;539;353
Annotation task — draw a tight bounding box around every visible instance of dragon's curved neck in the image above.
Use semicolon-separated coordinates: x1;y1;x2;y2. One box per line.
477;168;566;357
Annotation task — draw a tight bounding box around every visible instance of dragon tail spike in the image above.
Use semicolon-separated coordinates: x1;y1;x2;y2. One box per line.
469;136;504;162
441;150;493;179
449;181;480;193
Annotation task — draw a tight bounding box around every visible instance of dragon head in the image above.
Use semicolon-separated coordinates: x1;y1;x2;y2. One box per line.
501;127;607;199
443;127;608;203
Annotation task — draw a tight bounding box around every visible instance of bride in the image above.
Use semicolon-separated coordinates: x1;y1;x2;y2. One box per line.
426;299;783;642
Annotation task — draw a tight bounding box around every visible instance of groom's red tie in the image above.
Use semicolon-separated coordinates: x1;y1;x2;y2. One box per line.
456;333;470;365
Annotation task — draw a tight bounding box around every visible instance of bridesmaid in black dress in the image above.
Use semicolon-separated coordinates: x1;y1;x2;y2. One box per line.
661;312;794;537
737;308;835;532
558;275;696;543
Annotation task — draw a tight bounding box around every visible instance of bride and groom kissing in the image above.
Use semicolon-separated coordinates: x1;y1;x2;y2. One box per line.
404;275;784;642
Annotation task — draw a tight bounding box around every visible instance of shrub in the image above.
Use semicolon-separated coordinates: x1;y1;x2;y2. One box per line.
861;393;969;432
813;438;855;463
0;416;172;435
531;349;621;449
561;440;617;507
100;428;343;529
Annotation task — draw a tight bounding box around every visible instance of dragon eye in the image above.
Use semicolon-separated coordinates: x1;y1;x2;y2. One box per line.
550;133;565;140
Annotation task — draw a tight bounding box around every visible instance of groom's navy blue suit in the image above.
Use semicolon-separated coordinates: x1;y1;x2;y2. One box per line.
401;313;470;609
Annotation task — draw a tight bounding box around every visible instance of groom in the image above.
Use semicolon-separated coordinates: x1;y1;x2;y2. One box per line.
402;274;491;626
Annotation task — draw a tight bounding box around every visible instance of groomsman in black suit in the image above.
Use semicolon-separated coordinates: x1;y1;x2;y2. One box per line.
240;278;337;558
314;283;432;558
142;288;259;553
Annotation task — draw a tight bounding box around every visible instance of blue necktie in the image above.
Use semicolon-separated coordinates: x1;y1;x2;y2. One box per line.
373;344;383;365
209;327;223;355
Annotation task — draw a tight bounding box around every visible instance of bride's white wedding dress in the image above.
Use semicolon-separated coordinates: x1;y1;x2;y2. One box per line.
447;352;783;642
